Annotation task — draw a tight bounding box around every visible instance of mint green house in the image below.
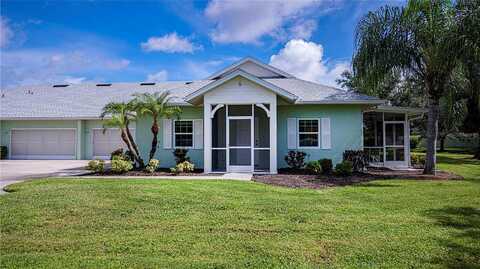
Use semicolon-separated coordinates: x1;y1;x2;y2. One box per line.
0;58;424;173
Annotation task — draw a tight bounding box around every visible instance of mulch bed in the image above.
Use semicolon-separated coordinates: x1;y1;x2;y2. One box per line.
252;167;463;189
90;168;212;177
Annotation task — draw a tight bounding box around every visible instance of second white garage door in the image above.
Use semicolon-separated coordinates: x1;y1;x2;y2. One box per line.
11;129;76;159
92;129;124;159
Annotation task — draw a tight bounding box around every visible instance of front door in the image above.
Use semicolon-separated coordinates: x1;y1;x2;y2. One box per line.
384;122;406;166
228;117;252;172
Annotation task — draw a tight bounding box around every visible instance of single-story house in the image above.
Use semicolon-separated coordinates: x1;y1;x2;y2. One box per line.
0;57;424;173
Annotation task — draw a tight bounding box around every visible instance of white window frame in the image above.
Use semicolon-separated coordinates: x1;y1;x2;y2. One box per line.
297;118;320;149
173;119;194;149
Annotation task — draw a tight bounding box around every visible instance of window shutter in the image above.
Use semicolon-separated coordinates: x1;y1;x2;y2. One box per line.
163;119;172;149
287;118;297;149
193;119;203;149
321;118;331;149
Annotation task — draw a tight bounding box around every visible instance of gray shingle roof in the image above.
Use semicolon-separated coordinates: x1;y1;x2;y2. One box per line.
1;78;383;119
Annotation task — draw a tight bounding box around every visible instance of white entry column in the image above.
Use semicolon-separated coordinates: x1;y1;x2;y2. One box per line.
269;98;277;174
203;103;212;173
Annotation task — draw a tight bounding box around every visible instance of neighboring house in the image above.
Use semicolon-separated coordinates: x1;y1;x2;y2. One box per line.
0;57;424;173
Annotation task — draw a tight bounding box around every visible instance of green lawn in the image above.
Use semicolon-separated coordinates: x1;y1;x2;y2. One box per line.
1;152;479;268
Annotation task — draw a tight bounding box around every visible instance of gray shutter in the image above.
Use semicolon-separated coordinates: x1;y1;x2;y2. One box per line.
163;119;172;149
321;117;331;149
193;119;203;149
287;118;297;149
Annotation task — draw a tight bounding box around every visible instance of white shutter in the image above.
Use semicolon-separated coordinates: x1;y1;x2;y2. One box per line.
287;118;297;149
321;118;331;149
163;119;172;149
193;119;203;149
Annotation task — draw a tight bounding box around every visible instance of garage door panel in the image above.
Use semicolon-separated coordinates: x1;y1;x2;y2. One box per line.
92;129;124;158
11;129;76;159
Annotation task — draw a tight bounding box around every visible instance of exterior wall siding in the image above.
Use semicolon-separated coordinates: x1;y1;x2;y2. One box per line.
277;104;364;167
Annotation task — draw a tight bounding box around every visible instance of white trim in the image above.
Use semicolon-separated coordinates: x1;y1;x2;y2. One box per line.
185;70;298;104
255;103;271;117
295;100;385;105
297;118;321;149
9;128;77;160
210;104;225;118
207;57;295;80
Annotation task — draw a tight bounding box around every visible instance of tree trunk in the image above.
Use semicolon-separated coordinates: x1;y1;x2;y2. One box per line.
125;121;144;168
149;116;159;161
439;136;446;152
424;97;440;175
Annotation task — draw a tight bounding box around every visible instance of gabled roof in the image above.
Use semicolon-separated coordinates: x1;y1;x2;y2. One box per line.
207;57;295;80
185;69;298;105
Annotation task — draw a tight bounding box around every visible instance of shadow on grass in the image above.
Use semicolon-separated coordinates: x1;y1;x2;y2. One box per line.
425;207;480;268
354;182;401;188
437;155;480;165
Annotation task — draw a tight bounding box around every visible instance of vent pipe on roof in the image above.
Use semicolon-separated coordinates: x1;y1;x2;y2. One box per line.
140;82;156;86
96;83;112;87
53;84;69;87
185;81;193;85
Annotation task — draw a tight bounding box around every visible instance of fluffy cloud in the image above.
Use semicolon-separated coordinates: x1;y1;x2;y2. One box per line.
0;16;14;48
269;39;349;87
141;33;201;53
146;70;168;82
1;47;131;88
204;0;329;44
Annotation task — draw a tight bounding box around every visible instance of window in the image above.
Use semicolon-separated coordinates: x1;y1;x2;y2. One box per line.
174;120;193;148
298;119;319;147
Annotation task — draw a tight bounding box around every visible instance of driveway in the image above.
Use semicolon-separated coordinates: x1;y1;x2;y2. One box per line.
0;160;90;194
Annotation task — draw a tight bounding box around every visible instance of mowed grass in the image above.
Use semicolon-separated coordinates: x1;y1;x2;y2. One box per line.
1;152;479;268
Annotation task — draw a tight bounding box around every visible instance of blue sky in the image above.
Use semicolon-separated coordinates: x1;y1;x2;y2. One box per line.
1;0;403;88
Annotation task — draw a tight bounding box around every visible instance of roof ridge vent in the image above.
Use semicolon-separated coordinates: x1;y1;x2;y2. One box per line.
96;83;112;87
53;84;69;87
185;81;193;85
140;82;156;86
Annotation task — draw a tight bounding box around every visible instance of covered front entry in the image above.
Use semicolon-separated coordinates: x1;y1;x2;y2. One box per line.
210;104;271;173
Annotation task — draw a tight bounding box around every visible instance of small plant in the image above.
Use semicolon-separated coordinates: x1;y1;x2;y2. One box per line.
171;161;195;174
343;150;369;172
284;151;307;169
305;160;322;175
111;159;133;174
87;159;105;173
173;148;190;164
410;135;421;149
319;158;333;174
145;159;160;173
335;160;353;176
411;153;426;168
0;146;7;160
110;148;124;160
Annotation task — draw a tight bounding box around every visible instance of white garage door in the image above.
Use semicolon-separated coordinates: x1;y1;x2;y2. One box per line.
92;129;124;159
11;129;76;159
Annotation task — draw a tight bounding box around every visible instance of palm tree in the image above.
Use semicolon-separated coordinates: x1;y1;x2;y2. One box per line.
100;101;145;168
133;92;181;161
353;0;464;174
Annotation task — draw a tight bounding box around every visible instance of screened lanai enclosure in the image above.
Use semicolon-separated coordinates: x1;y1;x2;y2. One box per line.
363;109;422;168
211;104;271;173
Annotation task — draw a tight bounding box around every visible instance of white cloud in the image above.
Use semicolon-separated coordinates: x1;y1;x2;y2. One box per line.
269;39;349;87
205;0;331;44
147;70;168;82
0;16;14;48
141;33;201;53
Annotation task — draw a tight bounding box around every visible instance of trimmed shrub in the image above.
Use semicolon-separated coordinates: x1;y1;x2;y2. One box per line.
145;159;160;173
110;148;124;160
342;150;368;172
111;159;133;174
173;149;190;164
284;151;307;169
0;146;7;160
411;153;426;168
305;160;322;175
335;160;353;176
319;159;333;174
87;159;105;173
171;161;195;174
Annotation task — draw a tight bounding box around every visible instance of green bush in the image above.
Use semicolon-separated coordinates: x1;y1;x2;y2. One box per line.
411;153;426;168
410;135;421;149
170;161;195;174
284;151;307;169
173;149;190;164
111;159;133;174
0;146;7;160
145;159;160;173
305;160;322;175
87;159;105;173
342;150;368;172
319;159;333;174
335;161;353;176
